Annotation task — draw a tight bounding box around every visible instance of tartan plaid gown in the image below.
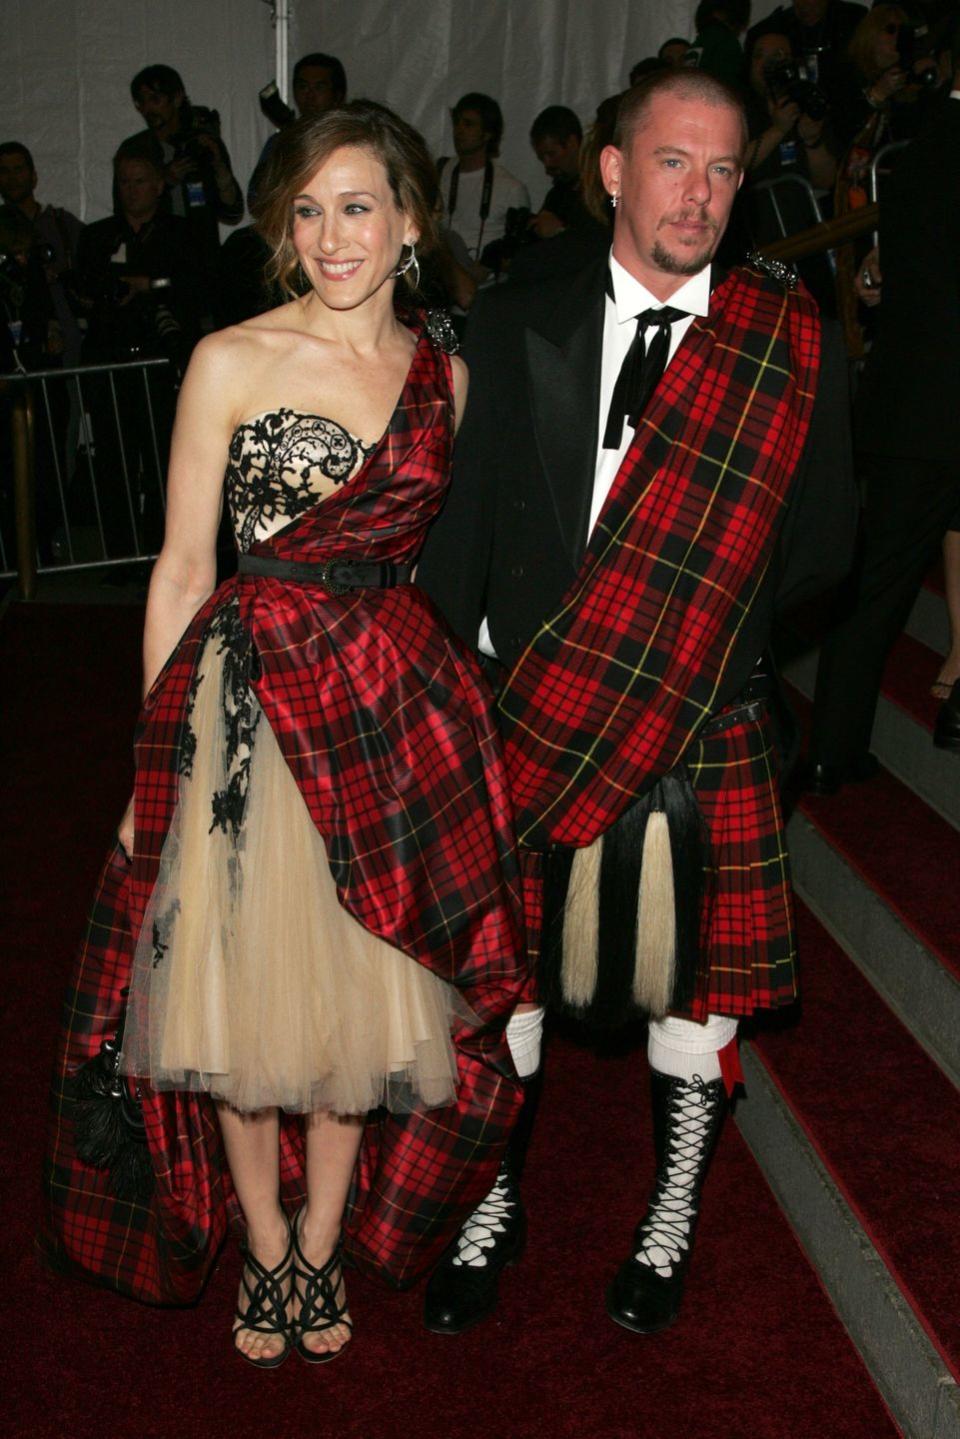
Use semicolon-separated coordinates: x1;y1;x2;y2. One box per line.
41;326;528;1301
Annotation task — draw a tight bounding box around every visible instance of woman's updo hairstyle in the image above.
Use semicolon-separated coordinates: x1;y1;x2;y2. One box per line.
253;99;441;299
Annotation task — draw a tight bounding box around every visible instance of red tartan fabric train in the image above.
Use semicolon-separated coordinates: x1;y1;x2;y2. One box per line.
41;331;529;1301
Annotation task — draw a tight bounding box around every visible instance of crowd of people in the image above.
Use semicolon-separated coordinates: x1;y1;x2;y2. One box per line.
10;0;960;1377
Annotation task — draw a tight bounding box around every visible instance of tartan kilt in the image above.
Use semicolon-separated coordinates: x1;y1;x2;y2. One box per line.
514;709;797;1022
685;708;796;1021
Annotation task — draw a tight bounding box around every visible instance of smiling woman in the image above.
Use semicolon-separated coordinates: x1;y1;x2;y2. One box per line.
42;98;528;1375
253;103;441;301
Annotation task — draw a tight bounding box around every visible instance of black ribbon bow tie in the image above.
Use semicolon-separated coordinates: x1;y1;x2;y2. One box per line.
603;304;690;450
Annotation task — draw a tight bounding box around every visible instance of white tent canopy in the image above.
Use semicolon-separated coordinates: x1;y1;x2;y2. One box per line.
2;0;778;227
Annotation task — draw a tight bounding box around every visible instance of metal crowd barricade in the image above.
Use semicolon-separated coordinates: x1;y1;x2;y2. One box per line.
868;140;911;249
747;173;832;271
0;356;171;599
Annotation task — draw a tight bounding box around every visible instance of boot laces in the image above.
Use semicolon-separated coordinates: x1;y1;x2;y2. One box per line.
451;1167;517;1269
635;1075;717;1278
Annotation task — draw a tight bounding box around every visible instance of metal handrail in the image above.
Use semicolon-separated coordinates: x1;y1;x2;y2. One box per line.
749;173;825;240
867;139;911;249
1;356;174;597
0;357;171;384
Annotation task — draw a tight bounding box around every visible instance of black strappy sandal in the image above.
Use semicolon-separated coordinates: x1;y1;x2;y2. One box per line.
292;1211;353;1365
233;1220;294;1370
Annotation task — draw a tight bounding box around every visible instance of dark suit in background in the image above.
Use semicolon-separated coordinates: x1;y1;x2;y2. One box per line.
810;96;960;772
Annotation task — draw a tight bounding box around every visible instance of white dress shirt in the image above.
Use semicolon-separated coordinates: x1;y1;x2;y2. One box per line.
477;255;712;658
589;255;711;535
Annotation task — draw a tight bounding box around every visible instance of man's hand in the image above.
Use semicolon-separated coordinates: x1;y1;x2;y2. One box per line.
529;209;565;239
797;111;825;147
868;66;908;105
768;96;801;135
119;275;151;305
855;246;882;307
165;156;193;186
194;132;234;188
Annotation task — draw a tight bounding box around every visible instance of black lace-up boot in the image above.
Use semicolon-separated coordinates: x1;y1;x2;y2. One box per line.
606;1069;727;1334
423;1068;541;1334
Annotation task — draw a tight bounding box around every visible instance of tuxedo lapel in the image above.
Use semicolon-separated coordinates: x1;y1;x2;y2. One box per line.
524;260;606;565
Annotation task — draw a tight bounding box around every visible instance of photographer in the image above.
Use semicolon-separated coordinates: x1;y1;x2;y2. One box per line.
747;0;868;110
528;106;596;237
832;5;943;150
0;141;83;367
248;52;347;208
75;147;204;556
687;0;751;87
438;93;529;281
122;64;243;293
744;29;838;187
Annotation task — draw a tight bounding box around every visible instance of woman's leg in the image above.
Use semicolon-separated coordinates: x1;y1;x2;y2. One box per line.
217;1104;290;1362
296;1110;364;1357
934;530;960;695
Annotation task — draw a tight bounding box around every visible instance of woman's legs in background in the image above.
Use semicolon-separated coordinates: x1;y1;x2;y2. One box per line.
933;529;960;697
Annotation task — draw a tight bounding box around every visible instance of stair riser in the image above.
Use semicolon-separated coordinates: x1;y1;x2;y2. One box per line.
736;1044;960;1439
906;587;950;658
784;650;960;831
788;813;960;1089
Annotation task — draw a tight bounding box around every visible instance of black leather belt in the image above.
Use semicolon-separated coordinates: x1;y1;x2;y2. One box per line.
238;553;413;596
699;668;775;738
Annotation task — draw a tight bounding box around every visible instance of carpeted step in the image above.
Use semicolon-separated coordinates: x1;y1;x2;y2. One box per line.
784;632;960;829
738;904;960;1439
784;685;960;1084
1;600;903;1439
905;581;950;658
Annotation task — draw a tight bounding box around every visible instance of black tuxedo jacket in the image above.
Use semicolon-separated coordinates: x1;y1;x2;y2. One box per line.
418;259;856;702
854;96;960;461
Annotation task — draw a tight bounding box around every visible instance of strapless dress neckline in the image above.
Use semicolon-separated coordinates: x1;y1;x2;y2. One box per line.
232;407;378;455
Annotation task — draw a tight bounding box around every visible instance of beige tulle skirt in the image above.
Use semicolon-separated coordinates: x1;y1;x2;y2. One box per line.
120;623;464;1116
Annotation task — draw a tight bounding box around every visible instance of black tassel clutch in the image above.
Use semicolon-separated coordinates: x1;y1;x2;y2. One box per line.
70;990;153;1202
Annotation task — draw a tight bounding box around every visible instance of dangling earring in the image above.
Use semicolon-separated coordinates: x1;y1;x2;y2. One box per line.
395;241;420;290
611;192;619;209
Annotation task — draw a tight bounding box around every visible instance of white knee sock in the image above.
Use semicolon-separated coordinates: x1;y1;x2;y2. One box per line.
647;1013;738;1084
505;1006;544;1080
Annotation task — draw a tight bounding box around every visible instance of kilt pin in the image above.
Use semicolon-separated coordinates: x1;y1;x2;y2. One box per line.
40;326;530;1303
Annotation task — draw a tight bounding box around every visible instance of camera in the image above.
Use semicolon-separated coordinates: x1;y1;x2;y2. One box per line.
173;105;223;169
764;57;830;121
480;206;537;275
259;81;295;130
896;21;939;88
0;250;25;306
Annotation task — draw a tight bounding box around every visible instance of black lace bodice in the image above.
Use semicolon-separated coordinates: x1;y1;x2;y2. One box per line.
226;409;376;553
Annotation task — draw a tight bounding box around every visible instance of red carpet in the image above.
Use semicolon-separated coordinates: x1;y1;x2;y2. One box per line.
880;631;944;732
1;603;900;1439
787;686;960;974
753;904;960;1380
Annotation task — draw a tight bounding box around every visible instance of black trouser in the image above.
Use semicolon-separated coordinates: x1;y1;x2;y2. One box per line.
810;451;960;766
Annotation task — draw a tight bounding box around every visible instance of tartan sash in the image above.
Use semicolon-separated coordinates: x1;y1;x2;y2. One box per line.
498;266;822;852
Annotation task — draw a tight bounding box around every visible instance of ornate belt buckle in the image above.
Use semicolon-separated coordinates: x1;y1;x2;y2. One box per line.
316;561;350;596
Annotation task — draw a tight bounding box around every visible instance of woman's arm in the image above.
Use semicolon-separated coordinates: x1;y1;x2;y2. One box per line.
451;354;469;435
118;333;241;855
141;333;239;696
